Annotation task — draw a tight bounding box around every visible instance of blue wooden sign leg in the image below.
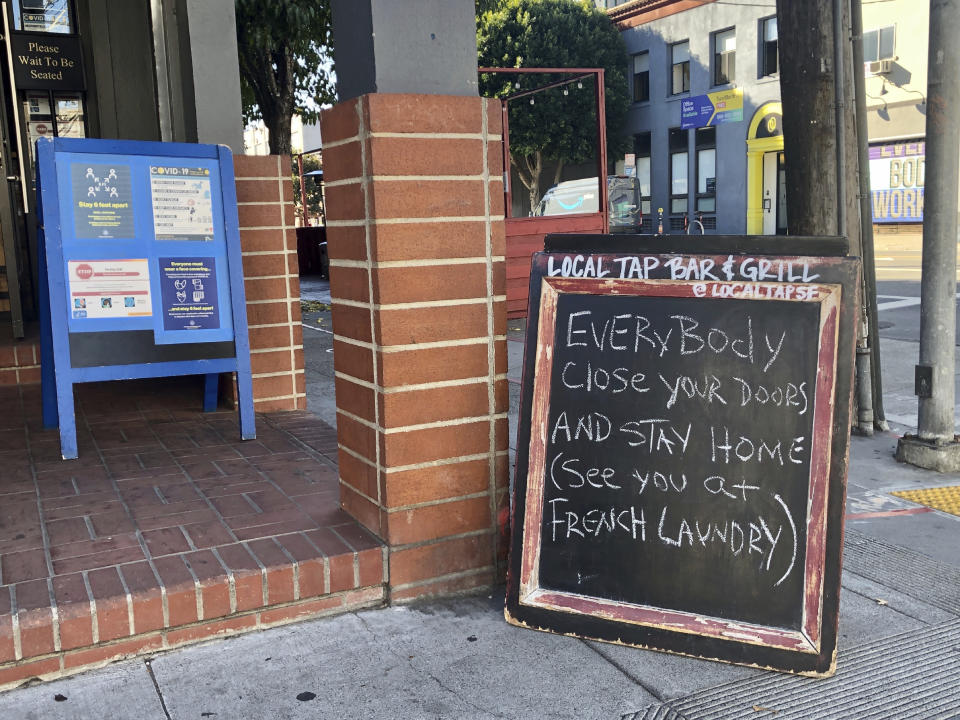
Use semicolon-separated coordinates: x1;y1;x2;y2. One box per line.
55;377;78;460
202;373;219;412
236;367;256;440
40;317;58;429
218;146;257;442
38;237;58;429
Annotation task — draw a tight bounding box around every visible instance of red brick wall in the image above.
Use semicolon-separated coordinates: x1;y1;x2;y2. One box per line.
321;94;509;602
234;155;306;412
0;342;40;386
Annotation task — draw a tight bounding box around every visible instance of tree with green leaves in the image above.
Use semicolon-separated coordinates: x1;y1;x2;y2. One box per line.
475;0;504;15
235;0;336;156
477;0;629;210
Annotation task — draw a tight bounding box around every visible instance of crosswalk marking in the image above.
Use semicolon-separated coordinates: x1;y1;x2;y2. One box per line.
876;292;960;311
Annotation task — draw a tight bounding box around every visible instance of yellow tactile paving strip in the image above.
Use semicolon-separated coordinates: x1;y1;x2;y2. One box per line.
892;485;960;517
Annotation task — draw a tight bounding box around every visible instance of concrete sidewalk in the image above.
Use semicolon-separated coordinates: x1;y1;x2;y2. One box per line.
2;428;957;720
3;283;960;719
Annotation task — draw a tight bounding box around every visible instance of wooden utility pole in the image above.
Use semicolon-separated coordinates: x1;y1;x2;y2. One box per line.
776;0;860;246
777;0;873;433
776;1;842;236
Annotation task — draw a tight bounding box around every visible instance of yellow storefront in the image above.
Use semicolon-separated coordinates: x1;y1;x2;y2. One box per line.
746;102;786;235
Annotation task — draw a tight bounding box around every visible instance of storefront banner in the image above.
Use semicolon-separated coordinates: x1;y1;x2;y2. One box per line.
869;141;924;223
681;88;743;130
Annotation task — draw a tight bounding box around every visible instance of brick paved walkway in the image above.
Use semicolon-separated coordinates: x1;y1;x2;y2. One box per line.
0;378;384;688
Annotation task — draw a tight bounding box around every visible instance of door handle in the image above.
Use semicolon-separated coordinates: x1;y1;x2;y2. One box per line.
6;175;18;182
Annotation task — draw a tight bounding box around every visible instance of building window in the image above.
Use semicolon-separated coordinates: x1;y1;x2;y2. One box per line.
759;16;778;77
695;127;716;213
13;0;74;33
670;41;690;95
669;128;688;214
634;132;652;219
863;26;895;62
632;52;650;103
713;28;736;86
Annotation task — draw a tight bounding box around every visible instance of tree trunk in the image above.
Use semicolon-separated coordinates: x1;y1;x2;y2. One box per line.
258;49;295;156
265;109;292;156
527;181;540;214
552;159;565;188
264;77;295;156
513;151;543;214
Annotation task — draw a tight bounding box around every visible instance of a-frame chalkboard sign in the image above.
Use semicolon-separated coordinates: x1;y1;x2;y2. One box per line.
36;137;255;460
506;234;859;677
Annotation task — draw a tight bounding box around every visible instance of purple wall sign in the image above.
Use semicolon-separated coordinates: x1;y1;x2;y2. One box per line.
868;140;925;223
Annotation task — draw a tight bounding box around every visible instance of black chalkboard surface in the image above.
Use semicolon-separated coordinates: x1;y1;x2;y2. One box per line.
506;237;859;677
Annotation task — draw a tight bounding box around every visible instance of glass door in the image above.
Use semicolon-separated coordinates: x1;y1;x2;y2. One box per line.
1;0;84;334
776;151;788;235
23;90;86;164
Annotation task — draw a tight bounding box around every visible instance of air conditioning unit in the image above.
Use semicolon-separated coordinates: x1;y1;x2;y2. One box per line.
865;59;893;75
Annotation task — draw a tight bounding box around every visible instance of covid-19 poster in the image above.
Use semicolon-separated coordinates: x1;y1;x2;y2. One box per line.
150;165;216;241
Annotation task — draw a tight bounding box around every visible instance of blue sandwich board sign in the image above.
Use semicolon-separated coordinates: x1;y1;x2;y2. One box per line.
36;137;255;459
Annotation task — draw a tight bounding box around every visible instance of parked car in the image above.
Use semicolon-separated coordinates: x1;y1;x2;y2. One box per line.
533;175;643;232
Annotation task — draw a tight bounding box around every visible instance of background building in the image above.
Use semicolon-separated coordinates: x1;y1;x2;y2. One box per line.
862;0;927;231
244;116;324;156
0;0;243;339
604;0;938;236
609;0;784;234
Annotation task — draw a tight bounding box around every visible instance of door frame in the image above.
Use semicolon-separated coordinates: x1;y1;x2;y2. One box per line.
745;102;783;235
0;1;27;336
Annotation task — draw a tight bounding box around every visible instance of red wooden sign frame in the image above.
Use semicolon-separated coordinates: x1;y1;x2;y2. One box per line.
506;241;860;677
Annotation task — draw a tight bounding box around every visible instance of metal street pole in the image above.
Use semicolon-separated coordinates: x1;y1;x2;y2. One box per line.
850;0;887;431
297;152;307;225
917;0;960;442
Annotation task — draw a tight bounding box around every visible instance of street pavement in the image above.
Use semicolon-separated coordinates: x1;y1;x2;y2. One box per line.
3;242;960;719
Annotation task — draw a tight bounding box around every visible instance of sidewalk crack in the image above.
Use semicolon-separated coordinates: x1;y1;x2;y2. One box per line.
353;611;507;719
144;658;173;720
580;638;667;704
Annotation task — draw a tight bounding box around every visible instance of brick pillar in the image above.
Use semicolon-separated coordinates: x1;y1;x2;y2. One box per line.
233;155;306;412
321;94;509;601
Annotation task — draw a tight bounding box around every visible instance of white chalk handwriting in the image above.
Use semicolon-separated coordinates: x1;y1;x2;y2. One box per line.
546;253;821;283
